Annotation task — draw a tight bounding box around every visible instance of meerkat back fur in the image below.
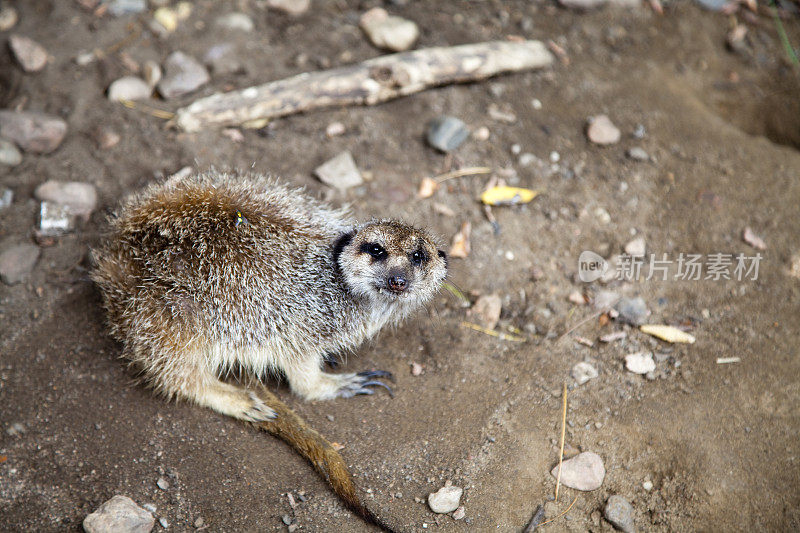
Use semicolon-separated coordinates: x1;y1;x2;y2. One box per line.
92;171;448;530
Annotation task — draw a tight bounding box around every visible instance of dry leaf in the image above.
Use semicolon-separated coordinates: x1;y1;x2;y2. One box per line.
640;324;696;344
417;177;439;199
743;227;766;250
449;221;471;258
471;293;502;330
481;186;538;206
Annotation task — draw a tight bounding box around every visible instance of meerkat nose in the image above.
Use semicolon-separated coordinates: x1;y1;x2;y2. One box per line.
387;275;407;294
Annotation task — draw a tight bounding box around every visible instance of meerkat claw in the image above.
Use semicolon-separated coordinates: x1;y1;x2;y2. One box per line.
357;369;395;382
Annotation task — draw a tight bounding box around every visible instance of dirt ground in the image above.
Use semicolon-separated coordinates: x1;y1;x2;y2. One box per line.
2;1;800;531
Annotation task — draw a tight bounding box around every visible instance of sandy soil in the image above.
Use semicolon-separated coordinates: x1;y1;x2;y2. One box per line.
1;1;799;531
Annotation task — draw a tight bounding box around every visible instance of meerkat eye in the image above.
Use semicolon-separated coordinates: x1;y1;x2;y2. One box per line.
410;249;427;266
360;242;387;260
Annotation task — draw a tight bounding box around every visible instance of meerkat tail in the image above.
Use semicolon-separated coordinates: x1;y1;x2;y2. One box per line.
252;387;396;533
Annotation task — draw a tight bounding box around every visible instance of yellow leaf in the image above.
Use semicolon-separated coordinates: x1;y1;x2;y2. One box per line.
480;186;539;206
640;324;696;344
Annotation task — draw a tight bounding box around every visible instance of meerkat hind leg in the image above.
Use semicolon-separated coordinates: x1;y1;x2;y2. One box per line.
283;356;394;401
149;357;277;422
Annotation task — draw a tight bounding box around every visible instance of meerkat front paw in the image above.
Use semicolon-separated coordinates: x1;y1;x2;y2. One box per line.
333;370;395;399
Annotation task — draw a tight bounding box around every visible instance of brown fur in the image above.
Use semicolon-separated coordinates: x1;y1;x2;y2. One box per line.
92;171;447;531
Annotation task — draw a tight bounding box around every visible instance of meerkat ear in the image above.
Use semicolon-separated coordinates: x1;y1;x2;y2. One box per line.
332;230;356;264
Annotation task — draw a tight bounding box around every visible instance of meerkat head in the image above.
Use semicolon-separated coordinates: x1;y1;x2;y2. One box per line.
334;220;448;307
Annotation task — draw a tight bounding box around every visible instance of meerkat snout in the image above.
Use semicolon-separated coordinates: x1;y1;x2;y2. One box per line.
386;272;408;294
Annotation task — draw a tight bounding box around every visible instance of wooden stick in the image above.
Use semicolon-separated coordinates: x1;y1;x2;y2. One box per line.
175;40;553;132
555;381;567;502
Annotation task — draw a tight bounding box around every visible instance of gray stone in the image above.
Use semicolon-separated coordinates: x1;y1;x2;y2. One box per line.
604;495;635;532
627;147;649;161
571;361;598;385
0;244;40;285
103;0;147;16
0;188;13;209
8;34;48;72
108;77;152;101
38;201;73;236
428;485;463;514
0;138;22;166
215;12;254;32
550;451;605;491
0;110;67;154
157;52;210;99
360;8;419;52
587;114;621;145
314;151;363;190
427;116;470;152
625;352;655;375
35;181;98;219
203;43;243;75
615;297;650;325
694;0;728;10
83;495;154;533
156;477;169;490
265;0;310;16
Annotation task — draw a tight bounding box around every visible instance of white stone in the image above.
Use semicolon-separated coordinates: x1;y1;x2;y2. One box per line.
215;12;255;32
360;8;419;52
428;485;463;514
571;362;598;385
625;352;655;374
83;495;154;533
624;236;646;257
587;115;621;145
34;181;98;219
314;151;363;190
550;451;605;491
108;77;152;101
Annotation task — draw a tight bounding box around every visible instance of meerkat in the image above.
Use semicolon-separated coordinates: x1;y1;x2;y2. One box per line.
91;171;448;531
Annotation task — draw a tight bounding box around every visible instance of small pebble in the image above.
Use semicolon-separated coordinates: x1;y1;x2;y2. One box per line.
83;495;154;533
615;297;650;325
471;293;502;330
642;480;653;491
452;506;465;520
9;34;48;72
34;181;98;219
410;362;423;376
159;517;169;529
510;143;521;155
142;503;157;514
94;127;121;150
560;0;607;8
265;0;310;16
633;124;646;139
193;517;204;528
625;352;656;375
694;0;728;10
426;116;469;152
624;236;646;257
587;115;621;145
571;362;598;385
360;8;419;52
0;244;39;285
143;61;162;88
428;485;463;514
549;151;560;163
627;147;649;161
0;110;67;154
473;126;490;141
157;51;210;99
550;451;605;491
38;202;73;236
215;12;255;32
104;0;148;16
108;76;152;101
604;495;635;532
281;514;292;525
0;188;13;209
594;207;611;224
0;5;18;31
203;43;242;75
518;153;536;166
594;290;621;310
0;139;22;166
742;227;766;251
156;477;170;490
531;98;543;110
325;122;346;137
314;151;363;190
6;422;26;435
